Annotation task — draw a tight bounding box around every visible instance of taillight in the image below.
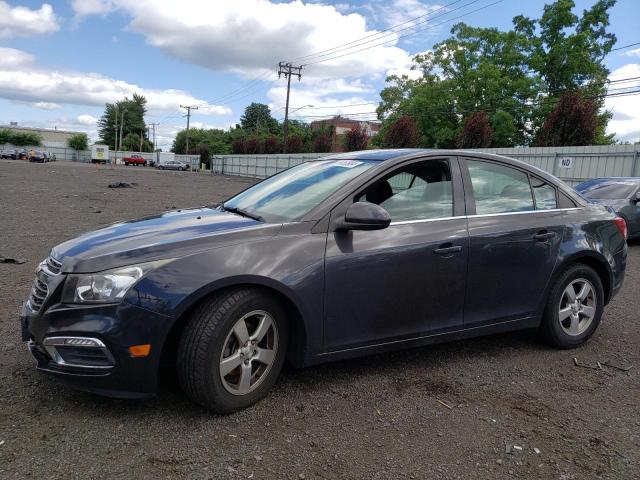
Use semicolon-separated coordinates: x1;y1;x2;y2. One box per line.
614;216;627;240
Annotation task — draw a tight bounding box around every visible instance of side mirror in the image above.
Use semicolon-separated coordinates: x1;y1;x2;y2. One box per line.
631;194;640;204
337;202;391;231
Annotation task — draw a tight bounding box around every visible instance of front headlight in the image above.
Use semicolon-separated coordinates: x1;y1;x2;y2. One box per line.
62;260;172;304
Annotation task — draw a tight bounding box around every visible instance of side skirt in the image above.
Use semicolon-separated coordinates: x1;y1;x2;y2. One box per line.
300;316;540;367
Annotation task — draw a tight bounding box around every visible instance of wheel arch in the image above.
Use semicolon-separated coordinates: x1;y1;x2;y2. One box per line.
159;277;309;375
551;252;613;305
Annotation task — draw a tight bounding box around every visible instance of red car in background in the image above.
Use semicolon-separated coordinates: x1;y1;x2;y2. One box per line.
123;154;148;166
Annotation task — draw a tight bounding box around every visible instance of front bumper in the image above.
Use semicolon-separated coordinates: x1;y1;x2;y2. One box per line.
21;301;174;399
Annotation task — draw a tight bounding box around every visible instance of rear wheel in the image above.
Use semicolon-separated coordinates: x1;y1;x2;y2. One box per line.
177;289;288;413
541;264;604;348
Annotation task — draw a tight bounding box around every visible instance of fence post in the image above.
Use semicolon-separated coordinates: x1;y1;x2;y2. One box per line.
552;151;560;177
633;146;640;177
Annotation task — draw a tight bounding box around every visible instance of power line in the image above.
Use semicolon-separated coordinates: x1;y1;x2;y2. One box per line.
611;41;640;51
302;0;505;67
286;0;476;63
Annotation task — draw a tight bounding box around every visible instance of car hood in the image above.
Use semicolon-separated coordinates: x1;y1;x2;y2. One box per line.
51;207;280;273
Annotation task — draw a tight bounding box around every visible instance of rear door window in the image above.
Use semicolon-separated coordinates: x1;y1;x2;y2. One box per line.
466;160;534;215
531;177;557;210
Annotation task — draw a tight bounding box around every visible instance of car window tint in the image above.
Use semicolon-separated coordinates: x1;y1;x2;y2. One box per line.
531;177;557;210
357;160;453;222
467;160;534;215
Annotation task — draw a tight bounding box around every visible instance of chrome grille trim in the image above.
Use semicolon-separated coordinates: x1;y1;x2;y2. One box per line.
27;256;62;313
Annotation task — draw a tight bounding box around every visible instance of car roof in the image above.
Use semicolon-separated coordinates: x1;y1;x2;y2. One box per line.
322;149;427;161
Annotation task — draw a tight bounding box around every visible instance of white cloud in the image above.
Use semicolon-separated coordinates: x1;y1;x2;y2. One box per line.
0;1;59;38
71;0;114;18
378;0;442;28
32;102;61;110
606;63;640;143
71;0;414;80
77;114;99;125
0;47;35;68
624;48;640;58
0;48;231;116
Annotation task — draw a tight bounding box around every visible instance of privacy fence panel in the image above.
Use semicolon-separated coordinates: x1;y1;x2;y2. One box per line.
212;145;640;185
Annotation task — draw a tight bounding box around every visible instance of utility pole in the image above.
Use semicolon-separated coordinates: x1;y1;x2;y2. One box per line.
149;122;159;164
119;108;127;152
180;105;198;154
114;107;119;153
277;62;303;153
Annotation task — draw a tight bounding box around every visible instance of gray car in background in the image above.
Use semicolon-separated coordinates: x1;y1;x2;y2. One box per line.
575;177;640;239
157;160;189;171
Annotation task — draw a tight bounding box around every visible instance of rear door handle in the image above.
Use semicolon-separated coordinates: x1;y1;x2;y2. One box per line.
533;231;555;241
433;244;463;255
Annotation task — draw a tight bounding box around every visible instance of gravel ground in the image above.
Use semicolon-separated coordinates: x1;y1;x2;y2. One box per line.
0;159;638;480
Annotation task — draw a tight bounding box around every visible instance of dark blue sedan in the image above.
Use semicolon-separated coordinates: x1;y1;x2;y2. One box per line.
22;150;627;412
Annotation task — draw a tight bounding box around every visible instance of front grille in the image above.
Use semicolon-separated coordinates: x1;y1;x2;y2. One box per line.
46;256;62;275
28;256;61;312
29;278;48;311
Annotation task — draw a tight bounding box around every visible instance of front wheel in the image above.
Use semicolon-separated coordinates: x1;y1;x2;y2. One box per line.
541;264;604;348
177;289;288;413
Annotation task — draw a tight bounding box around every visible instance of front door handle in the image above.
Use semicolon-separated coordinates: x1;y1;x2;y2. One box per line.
533;231;555;242
433;244;463;255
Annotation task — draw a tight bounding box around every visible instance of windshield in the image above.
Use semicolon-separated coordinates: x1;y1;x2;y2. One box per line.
222;159;377;222
576;180;638;200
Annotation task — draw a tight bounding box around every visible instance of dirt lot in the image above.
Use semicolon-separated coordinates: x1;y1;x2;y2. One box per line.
0;159;638;479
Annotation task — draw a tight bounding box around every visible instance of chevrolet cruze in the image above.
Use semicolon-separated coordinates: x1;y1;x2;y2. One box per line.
22;150;627;413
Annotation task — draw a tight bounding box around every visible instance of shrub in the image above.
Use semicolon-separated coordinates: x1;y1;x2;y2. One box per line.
456;111;492;148
536;91;598;146
383;116;420;148
232;137;246;154
245;137;262;154
285;134;305;153
343;124;369;152
263;135;281;154
313;132;332;153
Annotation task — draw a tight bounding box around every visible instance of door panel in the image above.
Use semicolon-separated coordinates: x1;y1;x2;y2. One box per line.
322;156;468;352
461;158;563;327
324;219;468;350
464;211;563;327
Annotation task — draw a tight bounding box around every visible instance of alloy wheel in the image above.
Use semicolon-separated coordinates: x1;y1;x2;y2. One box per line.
558;278;597;336
219;310;278;395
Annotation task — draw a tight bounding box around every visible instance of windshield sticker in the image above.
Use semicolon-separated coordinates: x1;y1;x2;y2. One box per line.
334;160;364;168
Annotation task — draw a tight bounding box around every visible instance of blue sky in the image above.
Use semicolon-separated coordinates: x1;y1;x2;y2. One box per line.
0;0;638;148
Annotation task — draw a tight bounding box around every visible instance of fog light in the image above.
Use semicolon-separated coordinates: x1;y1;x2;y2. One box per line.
128;344;151;357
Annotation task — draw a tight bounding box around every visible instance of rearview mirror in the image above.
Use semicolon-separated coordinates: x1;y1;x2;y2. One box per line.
337;202;391;231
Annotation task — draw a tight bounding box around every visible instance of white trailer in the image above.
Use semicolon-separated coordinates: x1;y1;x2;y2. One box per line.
157;152;175;165
90;144;109;164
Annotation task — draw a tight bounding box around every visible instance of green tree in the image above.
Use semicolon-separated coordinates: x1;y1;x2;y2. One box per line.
97;93;150;149
172;128;231;155
376;0;618;147
0;129;42;146
67;133;88;151
240;103;279;134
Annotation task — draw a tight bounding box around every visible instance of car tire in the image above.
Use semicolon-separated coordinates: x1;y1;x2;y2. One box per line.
177;288;288;413
541;264;604;349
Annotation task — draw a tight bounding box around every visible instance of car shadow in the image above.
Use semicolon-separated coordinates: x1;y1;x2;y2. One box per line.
36;327;549;417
